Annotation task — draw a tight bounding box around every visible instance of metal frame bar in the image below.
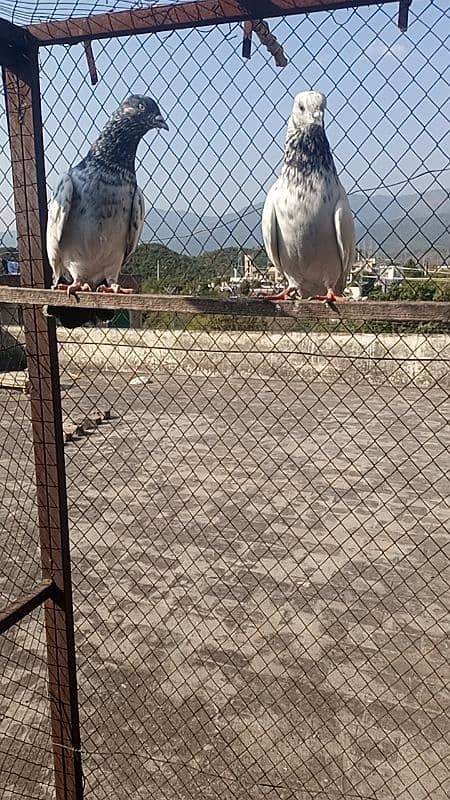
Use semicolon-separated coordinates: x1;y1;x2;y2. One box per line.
0;16;38;74
0;581;54;635
0;286;449;322
2;46;84;800
26;0;399;46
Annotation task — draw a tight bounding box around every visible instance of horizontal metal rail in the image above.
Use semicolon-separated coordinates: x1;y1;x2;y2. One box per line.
0;286;449;322
0;580;54;635
26;0;399;47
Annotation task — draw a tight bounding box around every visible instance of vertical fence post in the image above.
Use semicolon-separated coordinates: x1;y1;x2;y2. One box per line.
2;41;84;800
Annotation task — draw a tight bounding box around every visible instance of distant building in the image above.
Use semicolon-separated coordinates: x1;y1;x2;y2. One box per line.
227;249;447;298
243;253;259;282
242;252;283;288
349;253;376;283
229;267;244;295
377;264;403;290
265;263;284;285
424;264;450;278
376;263;424;291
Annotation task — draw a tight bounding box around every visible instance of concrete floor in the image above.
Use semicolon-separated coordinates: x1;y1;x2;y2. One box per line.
0;362;449;800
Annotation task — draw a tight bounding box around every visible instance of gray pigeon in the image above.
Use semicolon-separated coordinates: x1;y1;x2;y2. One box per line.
261;90;355;303
46;94;168;327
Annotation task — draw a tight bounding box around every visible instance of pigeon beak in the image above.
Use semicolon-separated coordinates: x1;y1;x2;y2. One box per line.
312;110;324;124
153;115;169;131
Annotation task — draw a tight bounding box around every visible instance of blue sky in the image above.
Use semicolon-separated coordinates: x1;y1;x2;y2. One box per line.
1;1;449;247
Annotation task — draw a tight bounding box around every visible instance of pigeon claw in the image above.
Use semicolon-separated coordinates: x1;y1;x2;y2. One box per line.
309;288;347;309
96;284;133;294
53;281;92;296
258;287;298;302
69;282;92;295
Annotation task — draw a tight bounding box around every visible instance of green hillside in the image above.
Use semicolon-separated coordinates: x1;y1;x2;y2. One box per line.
124;243;265;293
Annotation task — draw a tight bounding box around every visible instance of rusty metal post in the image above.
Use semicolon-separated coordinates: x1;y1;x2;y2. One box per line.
2;38;84;800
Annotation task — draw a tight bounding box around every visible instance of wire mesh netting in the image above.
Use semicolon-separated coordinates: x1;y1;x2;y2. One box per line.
0;607;54;800
0;0;184;26
0;318;37;606
0;322;54;799
1;1;450;799
38;3;450;277
0;92;15;263
54;314;449;799
1;3;450;294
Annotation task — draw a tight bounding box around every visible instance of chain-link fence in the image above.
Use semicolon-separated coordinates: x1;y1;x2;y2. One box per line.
0;317;54;800
0;2;450;800
57;307;449;797
1;2;450;286
1;302;449;800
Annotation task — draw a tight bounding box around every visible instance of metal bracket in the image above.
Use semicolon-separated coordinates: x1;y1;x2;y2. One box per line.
0;16;38;77
398;0;412;32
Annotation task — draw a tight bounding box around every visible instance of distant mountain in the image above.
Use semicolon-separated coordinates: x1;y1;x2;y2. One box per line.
142;188;450;259
351;189;450;259
2;188;449;261
350;189;450;226
141;205;260;256
368;211;450;261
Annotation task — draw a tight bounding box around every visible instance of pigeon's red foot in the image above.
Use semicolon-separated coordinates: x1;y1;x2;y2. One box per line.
96;283;133;295
310;288;347;305
259;287;298;301
53;281;92;296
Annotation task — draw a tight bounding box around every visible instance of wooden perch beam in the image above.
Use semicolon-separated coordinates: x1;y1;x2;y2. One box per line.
27;0;399;47
0;287;449;323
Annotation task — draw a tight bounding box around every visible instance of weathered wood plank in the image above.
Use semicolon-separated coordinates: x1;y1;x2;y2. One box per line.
0;286;449;322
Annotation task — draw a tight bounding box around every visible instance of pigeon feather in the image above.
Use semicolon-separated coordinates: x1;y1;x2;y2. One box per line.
46;94;168;326
262;90;355;298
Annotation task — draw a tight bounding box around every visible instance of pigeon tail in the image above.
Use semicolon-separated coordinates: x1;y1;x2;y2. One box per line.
44;306;98;328
95;309;116;322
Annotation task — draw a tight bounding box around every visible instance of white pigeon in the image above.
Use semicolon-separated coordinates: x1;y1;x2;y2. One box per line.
46;94;168;326
261;90;355;304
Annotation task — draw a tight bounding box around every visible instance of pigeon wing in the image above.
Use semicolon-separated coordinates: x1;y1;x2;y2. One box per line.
262;182;283;273
46;173;73;284
122;186;145;267
333;185;355;293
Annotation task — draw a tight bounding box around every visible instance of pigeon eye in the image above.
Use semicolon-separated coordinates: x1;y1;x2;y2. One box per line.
299;104;305;112
138;102;145;111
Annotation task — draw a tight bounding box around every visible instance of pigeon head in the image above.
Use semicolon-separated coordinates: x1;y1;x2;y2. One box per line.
112;95;169;134
88;94;168;173
282;90;335;178
288;91;327;133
